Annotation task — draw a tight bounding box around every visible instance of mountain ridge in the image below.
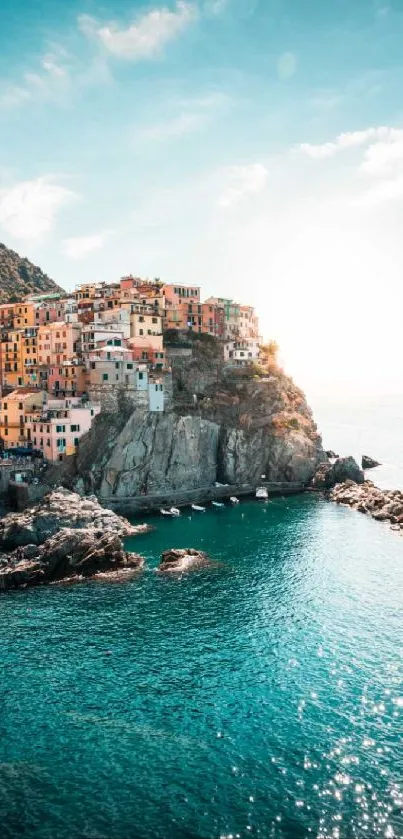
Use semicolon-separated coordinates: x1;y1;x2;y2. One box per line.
0;242;63;303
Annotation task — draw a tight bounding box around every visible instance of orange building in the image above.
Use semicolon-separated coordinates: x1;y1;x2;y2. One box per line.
0;388;45;449
37;322;82;367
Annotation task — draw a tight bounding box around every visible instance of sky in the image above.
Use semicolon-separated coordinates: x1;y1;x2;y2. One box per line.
1;0;403;400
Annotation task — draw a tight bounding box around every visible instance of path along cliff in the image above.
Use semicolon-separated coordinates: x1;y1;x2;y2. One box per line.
51;334;325;508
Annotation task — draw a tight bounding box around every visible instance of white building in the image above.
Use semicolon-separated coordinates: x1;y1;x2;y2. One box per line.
224;339;261;365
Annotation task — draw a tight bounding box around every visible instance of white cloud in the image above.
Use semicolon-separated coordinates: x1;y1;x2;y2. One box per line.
356;176;403;208
0;178;75;241
298;126;399;159
62;232;111;259
203;0;227;14
0;86;32;108
360;132;403;176
78;1;196;60
277;52;297;80
41;55;67;78
218;163;268;208
137;92;227;142
138;112;208;142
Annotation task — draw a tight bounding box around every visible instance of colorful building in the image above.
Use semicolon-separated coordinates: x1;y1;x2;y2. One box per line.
37;322;82;367
0;388;45;448
47;361;87;397
26;397;101;461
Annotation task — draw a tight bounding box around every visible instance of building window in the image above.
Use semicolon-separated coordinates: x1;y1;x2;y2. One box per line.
138;372;144;380
18;402;23;410
127;363;133;370
71;424;80;432
56;425;66;433
74;437;79;447
3;403;7;410
102;373;108;381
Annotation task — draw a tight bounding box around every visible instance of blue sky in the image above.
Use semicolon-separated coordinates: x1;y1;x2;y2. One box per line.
1;0;403;395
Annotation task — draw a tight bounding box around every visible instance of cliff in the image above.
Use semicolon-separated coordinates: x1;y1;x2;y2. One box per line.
0;242;63;303
64;334;324;506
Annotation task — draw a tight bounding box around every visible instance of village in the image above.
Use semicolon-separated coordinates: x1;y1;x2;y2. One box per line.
0;277;261;462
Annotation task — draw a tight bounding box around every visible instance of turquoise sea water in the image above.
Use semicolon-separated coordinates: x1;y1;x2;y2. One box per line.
1;495;403;839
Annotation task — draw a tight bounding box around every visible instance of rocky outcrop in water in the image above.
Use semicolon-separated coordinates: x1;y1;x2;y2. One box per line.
328;481;403;532
0;488;150;550
362;455;381;470
65;337;324;503
0;528;145;591
311;456;364;490
158;547;211;573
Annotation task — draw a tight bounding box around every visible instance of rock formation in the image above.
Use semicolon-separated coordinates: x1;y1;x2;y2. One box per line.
328;481;403;532
158;547;211;573
311;456;365;490
362;455;381;470
325;450;339;459
64;337;325;503
0;487;150;550
0;528;145;591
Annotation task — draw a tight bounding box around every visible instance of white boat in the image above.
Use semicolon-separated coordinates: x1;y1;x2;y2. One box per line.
212;501;225;508
160;508;173;516
191;504;206;512
230;496;240;504
255;487;269;500
170;507;181;516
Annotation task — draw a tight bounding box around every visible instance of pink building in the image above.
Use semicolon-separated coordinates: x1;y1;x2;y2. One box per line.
47;361;87;397
26;398;101;461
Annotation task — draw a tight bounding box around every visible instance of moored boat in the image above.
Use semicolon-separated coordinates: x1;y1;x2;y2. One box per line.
212;501;225;508
170;507;181;516
230;496;240;504
191;504;206;512
255;487;269;500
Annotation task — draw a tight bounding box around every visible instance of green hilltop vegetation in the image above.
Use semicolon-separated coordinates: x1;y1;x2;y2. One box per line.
0;242;63;304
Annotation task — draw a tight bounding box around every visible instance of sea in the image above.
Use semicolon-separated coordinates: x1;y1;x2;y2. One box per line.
0;395;402;839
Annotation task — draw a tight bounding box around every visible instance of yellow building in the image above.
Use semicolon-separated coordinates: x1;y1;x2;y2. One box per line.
0;327;39;390
0;302;35;329
1;329;24;389
0;388;45;449
129;306;163;341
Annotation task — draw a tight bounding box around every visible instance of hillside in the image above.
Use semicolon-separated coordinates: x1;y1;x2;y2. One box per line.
0;243;63;303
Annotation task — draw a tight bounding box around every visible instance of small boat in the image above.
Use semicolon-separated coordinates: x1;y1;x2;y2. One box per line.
255;487;269;500
160;508;173;516
170;507;181;516
191;504;206;512
212;501;225;508
230;496;239;504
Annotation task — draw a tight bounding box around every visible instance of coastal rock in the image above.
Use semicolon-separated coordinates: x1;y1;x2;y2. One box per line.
66;342;325;504
362;455;381;470
311;456;365;490
328;481;403;532
0;528;145;591
158;547;211;573
0;487;150;550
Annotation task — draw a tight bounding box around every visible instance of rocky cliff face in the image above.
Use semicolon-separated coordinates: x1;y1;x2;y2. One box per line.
68;336;324;502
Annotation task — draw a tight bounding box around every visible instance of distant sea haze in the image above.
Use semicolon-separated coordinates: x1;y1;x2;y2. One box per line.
311;393;403;490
